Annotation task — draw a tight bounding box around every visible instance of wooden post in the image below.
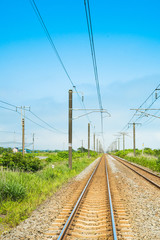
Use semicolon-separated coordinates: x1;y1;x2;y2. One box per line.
88;123;90;158
22;118;25;156
68;90;73;169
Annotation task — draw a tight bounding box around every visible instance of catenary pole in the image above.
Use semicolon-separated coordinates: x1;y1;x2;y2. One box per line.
88;123;90;158
22;118;25;156
68;90;73;169
33;133;34;152
133;123;136;156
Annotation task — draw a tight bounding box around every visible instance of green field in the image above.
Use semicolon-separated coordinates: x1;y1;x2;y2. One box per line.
0;151;98;234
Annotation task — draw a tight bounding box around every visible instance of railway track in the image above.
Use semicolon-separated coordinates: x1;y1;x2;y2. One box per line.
44;155;133;239
57;155;115;239
110;155;160;189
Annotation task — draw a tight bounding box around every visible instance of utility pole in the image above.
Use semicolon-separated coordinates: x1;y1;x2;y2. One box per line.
114;134;121;151
88;123;90;158
133;123;136;156
33;133;34;152
93;132;95;152
128;123;141;156
81;140;83;153
17;106;30;155
68;90;73;169
123;134;125;150
114;141;117;151
119;132;129;151
22;118;25;156
13;131;16;146
99;140;101;153
117;138;120;151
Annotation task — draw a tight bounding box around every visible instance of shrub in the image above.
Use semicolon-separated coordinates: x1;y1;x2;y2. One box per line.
0;153;44;172
57;151;68;159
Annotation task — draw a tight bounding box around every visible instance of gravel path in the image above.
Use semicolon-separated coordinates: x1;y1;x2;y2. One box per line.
107;155;160;240
0;158;100;240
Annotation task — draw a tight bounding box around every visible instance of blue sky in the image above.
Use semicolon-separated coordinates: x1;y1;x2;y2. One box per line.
1;0;160;150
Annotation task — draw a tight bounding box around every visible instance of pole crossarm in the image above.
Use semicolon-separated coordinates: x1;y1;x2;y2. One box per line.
137;111;160;119
72;109;111;120
131;109;160;119
128;122;141;126
131;108;160;111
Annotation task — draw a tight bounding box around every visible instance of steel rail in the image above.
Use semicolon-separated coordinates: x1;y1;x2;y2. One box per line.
57;157;101;240
111;155;160;189
105;158;117;240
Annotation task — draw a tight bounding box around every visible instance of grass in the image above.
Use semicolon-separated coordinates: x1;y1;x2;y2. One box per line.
113;149;160;172
0;152;98;235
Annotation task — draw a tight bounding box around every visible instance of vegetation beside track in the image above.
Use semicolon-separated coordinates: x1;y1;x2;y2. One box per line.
112;149;160;172
0;151;98;234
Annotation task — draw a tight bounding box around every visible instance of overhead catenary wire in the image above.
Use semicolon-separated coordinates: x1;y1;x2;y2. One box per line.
84;0;103;111
29;0;92;126
29;0;74;87
110;83;160;151
121;83;160;132
84;0;104;147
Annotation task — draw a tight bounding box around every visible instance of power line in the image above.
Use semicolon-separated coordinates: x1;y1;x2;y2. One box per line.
29;0;93;126
28;110;67;134
0;101;66;134
0;105;17;113
0;100;17;108
121;83;160;132
0;130;21;134
22;112;67;134
29;0;75;87
84;0;104;137
84;0;103;110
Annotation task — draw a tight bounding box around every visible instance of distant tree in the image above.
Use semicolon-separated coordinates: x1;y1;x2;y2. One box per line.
77;147;88;152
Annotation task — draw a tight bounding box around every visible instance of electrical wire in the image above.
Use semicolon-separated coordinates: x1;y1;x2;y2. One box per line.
0;100;67;134
84;0;104;138
84;0;103;110
120;83;160;132
129;83;160;125
28;110;67;134
0;100;17;108
0;130;21;134
29;0;74;87
0;105;17;113
29;0;93;127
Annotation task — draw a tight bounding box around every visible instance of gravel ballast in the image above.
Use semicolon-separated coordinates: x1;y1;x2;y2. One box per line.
107;155;160;240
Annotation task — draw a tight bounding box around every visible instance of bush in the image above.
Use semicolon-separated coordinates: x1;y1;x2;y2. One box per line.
0;153;44;172
0;147;12;154
57;151;68;159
